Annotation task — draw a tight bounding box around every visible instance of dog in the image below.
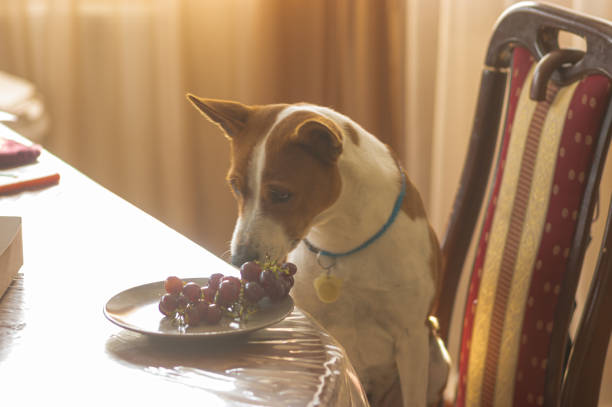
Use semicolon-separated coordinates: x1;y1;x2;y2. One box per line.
187;95;449;407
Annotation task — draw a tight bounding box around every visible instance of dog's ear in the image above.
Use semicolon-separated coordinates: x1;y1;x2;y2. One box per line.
293;117;343;164
186;94;251;139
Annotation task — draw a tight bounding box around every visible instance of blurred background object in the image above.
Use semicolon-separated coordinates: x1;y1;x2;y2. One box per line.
0;1;611;404
0;71;48;142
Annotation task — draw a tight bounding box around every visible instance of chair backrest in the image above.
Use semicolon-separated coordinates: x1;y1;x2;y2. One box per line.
436;2;612;406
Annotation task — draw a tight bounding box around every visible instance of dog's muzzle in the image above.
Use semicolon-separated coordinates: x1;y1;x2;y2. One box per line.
231;244;259;267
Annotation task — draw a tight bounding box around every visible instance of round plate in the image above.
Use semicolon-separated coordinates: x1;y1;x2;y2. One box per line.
103;278;294;338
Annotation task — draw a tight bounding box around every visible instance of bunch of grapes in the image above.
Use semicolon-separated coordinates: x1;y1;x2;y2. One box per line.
158;260;297;327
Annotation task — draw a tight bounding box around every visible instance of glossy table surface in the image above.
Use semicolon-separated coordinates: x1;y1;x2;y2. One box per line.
0;125;369;406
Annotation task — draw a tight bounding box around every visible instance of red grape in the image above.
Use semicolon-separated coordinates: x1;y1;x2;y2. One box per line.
221;276;241;288
201;285;216;303
206;303;223;324
240;261;262;282
159;293;179;316
184;303;201;325
283;274;294;288
244;281;265;303
282;262;298;275
164;276;183;295
208;273;224;290
216;280;240;306
277;275;293;298
196;300;209;320
176;294;188;311
159;302;171;317
268;278;285;301
182;282;201;303
259;269;275;288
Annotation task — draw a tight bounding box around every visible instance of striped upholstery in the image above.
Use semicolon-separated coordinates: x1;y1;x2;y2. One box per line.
456;47;611;407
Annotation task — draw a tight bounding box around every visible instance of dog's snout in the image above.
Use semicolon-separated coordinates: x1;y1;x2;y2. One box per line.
231;244;259;267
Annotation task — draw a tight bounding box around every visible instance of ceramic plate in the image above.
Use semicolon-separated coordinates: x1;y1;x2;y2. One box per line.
103;277;294;338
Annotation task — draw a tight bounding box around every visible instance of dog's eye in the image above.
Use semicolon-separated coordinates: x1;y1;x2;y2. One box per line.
269;187;292;203
228;178;241;197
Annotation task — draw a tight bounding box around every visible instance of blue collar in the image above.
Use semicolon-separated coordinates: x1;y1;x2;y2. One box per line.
303;169;407;258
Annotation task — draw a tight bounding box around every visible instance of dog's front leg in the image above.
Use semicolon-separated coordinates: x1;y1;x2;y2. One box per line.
395;325;430;407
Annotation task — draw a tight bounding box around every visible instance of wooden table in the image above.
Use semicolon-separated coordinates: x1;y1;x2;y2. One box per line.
0;125;369;406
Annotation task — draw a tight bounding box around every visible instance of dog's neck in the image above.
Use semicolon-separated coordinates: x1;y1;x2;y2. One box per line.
305;120;401;255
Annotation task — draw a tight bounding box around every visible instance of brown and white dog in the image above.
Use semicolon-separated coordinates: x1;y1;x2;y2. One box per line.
188;95;449;407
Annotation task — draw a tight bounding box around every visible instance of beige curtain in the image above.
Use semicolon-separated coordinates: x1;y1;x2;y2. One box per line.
0;0;405;258
0;0;610;404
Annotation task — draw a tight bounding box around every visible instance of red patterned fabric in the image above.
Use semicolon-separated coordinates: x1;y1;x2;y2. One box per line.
481;81;561;407
456;47;534;407
0;137;41;168
511;74;611;406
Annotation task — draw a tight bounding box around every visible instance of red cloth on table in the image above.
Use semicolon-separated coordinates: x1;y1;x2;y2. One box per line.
0;137;41;168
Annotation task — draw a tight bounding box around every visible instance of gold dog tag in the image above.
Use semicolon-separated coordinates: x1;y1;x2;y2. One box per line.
314;274;342;303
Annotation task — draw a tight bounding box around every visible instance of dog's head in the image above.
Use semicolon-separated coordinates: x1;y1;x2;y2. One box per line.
188;95;343;266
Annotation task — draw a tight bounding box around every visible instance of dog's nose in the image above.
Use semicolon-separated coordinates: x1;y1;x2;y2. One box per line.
231;244;258;267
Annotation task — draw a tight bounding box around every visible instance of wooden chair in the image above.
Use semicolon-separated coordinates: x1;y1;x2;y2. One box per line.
435;2;612;406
